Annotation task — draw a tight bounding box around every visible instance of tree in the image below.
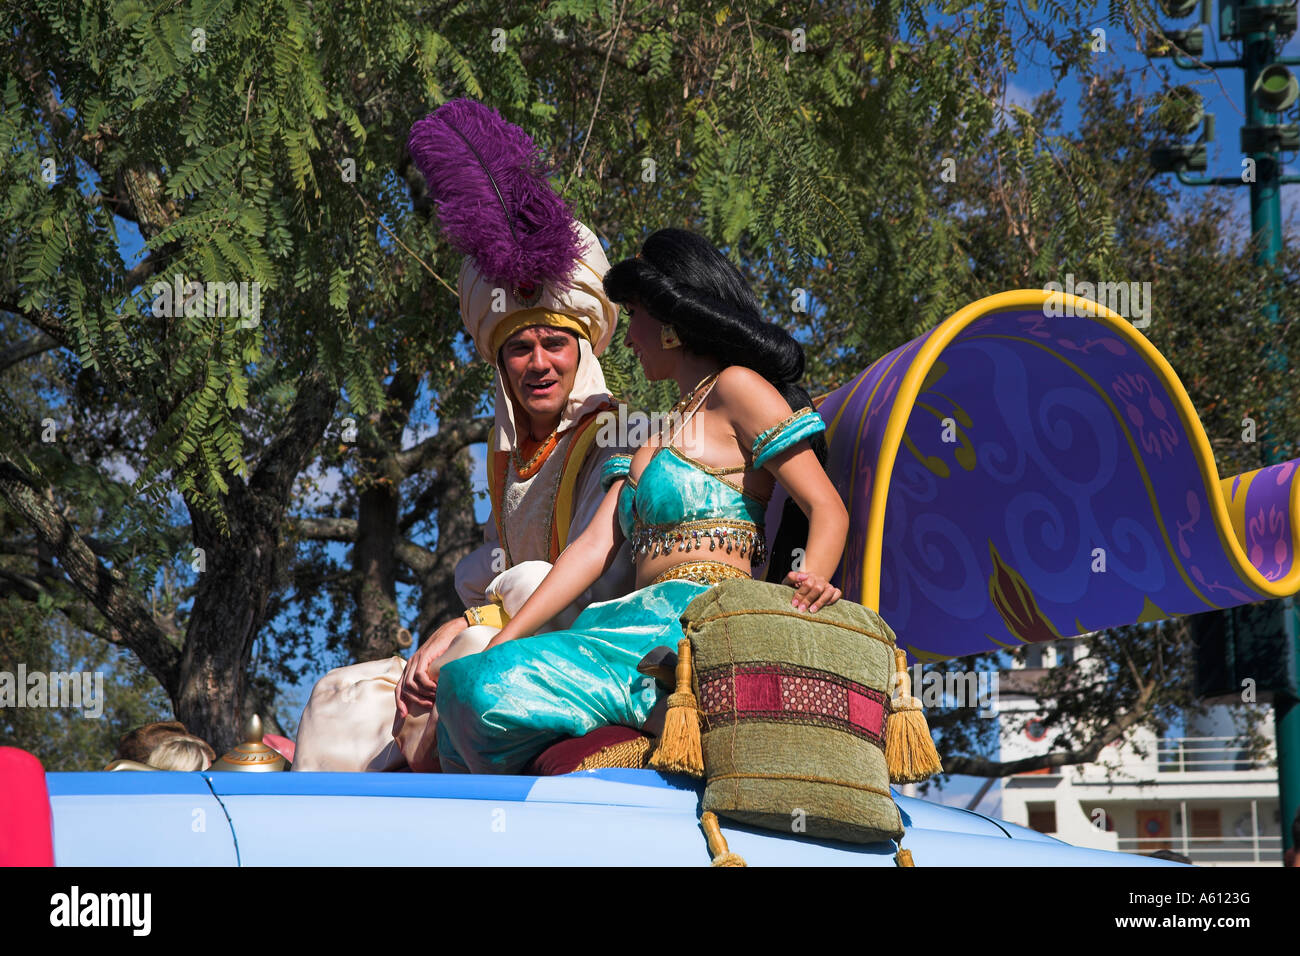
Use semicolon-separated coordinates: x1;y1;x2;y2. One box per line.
0;594;173;771
0;0;509;751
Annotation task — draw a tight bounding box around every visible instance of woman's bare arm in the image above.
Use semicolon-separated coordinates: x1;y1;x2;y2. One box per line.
482;481;626;649
714;366;849;610
763;444;848;608
761;446;848;579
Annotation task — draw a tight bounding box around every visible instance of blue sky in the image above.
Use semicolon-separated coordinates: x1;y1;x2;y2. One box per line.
1002;4;1300;230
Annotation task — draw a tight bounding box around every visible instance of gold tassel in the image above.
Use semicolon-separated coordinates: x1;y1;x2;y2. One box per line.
648;638;705;776
894;847;915;867
886;647;943;783
701;812;747;867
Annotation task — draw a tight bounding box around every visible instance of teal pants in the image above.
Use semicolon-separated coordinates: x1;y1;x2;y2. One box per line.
435;580;708;774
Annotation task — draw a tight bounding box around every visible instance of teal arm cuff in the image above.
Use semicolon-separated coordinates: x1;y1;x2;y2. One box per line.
752;409;825;468
599;455;633;491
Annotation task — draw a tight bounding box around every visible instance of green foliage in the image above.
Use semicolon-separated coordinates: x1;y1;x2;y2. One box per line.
0;595;173;771
0;0;517;534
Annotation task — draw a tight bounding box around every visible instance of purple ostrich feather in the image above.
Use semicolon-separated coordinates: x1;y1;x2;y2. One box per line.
408;99;583;289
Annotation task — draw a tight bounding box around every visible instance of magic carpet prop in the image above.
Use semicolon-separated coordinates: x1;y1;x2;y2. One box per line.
779;289;1300;663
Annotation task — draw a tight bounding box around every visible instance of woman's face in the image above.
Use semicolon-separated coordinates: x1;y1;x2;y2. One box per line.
622;301;676;381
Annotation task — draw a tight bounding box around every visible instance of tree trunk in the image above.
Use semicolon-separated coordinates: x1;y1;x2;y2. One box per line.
173;370;336;753
176;488;276;752
352;462;403;661
350;370;419;661
414;444;478;644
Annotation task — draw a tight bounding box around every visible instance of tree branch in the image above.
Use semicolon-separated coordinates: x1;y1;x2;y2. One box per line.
294;515;439;574
0;297;71;348
294;517;358;542
56;599;121;645
114;165;182;240
123;253;163;292
398;468;453;534
1;523;192;562
249;369;338;501
0;332;61;372
0;566;59;601
395;539;437;575
943;676;1158;777
393;415;491;476
0;569;126;645
0;457;181;692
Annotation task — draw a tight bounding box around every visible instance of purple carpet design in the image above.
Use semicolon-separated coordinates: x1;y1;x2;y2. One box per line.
767;290;1300;662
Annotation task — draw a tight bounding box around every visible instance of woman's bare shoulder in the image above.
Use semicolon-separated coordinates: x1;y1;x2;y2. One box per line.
712;366;793;435
713;365;778;394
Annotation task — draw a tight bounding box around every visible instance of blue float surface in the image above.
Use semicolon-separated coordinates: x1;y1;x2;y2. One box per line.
41;768;1177;866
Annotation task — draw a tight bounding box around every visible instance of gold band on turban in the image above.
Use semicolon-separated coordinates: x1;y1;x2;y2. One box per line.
489;309;593;358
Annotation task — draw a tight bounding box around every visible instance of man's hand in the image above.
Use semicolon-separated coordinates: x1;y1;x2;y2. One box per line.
395;617;469;718
784;571;842;613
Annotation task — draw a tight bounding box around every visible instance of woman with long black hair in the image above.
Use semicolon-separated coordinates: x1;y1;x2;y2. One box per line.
431;228;850;773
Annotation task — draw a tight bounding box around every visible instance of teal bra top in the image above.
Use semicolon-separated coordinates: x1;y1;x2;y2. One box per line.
598;406;826;566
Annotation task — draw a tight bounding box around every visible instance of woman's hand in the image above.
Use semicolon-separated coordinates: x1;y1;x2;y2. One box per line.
395;617;469;718
784;571;842;613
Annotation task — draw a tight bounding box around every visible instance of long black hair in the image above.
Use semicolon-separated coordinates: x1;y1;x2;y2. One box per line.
603;227;826;582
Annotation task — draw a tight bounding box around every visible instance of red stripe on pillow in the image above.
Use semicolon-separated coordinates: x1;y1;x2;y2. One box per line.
848;689;885;736
734;671;782;710
698;662;889;746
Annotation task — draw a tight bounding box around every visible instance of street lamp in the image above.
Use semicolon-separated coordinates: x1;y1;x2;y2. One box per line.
1151;86;1211;172
1254;62;1300;111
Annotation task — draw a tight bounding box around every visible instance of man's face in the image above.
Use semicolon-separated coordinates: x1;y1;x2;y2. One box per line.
499;325;580;431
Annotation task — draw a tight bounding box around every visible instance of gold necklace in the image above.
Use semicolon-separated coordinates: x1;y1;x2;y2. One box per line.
668;370;721;419
511;424;560;476
659;370;720;447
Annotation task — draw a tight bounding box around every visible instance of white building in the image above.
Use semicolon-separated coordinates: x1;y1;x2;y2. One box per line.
979;638;1283;866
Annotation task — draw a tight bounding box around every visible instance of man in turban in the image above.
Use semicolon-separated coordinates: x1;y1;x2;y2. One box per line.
293;223;634;771
293;101;635;771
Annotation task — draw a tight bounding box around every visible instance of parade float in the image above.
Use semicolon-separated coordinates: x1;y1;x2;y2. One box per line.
6;288;1297;867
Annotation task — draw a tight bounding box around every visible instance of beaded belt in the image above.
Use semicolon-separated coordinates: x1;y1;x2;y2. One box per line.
630;518;766;566
650;560;752;587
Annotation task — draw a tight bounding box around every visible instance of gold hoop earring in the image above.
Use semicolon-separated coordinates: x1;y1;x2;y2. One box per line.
660;325;682;349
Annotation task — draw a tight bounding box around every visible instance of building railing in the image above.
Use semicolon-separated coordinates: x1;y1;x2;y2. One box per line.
1144;736;1276;774
1117;834;1283;865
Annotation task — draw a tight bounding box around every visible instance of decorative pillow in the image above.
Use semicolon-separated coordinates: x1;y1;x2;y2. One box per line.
680;578;904;844
485;560;553;618
526;725;652;776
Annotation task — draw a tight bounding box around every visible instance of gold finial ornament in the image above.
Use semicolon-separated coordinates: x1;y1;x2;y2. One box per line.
210;714;287;772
